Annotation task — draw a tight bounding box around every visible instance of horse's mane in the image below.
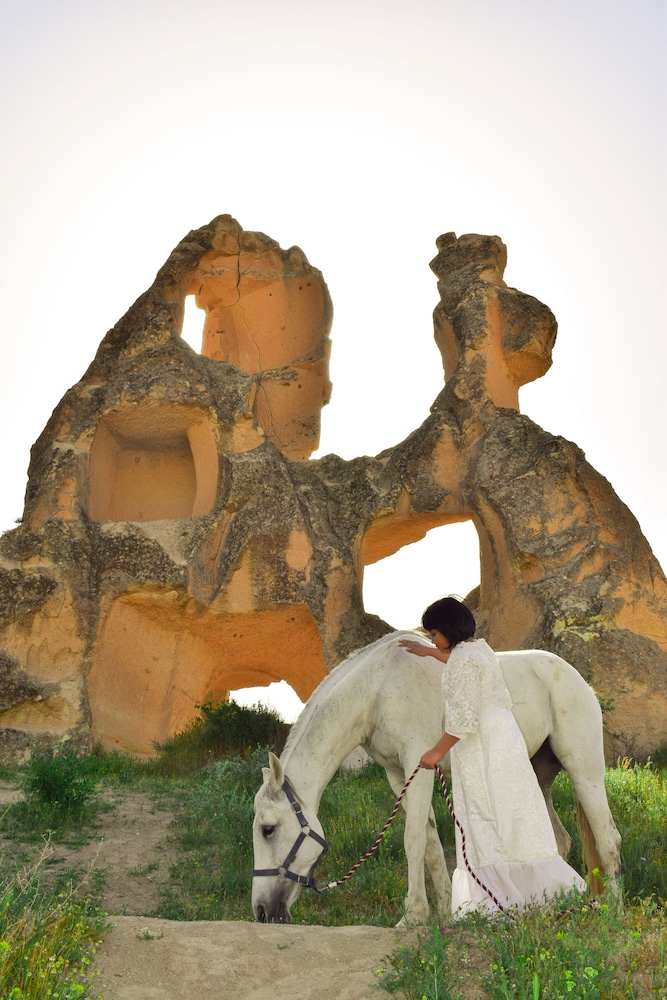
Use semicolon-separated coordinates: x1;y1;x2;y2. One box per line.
281;629;422;757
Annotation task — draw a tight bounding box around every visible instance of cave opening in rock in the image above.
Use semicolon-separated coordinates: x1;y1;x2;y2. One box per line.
363;520;481;630
181;294;205;353
89;403;218;522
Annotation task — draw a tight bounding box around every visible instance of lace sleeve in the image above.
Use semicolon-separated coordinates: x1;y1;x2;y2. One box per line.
442;650;481;738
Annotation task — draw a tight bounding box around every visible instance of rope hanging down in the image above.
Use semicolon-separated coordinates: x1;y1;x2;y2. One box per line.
318;764;421;892
433;763;506;912
319;763;506;913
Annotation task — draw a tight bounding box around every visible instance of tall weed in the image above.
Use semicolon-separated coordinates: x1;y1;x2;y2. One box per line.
0;849;105;1000
605;760;667;900
376;925;458;999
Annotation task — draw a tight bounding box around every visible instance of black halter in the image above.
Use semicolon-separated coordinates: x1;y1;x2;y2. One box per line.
252;779;329;891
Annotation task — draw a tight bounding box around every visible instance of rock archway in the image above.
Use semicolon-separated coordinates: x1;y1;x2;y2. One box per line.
88;593;323;753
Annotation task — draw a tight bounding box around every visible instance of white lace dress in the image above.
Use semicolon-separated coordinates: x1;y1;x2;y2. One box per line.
443;639;586;917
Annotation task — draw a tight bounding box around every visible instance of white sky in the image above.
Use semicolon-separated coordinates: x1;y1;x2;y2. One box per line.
1;0;664;722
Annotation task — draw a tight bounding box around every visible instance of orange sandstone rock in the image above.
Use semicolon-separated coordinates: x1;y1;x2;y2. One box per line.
428;234;667;758
0;219;664;761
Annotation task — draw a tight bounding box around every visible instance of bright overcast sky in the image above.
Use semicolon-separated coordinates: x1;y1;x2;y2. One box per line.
1;0;664;719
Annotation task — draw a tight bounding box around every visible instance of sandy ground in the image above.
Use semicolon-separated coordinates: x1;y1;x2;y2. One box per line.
0;781;421;999
94;918;418;1000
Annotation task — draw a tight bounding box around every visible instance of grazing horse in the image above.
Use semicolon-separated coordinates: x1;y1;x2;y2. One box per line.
252;632;621;925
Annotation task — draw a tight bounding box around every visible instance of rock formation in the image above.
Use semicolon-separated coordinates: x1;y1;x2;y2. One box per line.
0;217;665;761
427;234;667;758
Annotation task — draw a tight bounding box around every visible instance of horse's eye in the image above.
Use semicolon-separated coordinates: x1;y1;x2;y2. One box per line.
262;825;276;839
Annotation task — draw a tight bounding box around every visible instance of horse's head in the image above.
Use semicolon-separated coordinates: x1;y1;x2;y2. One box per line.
252;751;327;923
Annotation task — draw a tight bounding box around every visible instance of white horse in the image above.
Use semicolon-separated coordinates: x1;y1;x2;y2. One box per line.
252;632;622;925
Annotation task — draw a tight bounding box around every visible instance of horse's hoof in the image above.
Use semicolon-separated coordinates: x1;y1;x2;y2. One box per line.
396;913;428;929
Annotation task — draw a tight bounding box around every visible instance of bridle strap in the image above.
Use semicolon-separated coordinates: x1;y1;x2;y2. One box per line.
283;781;329;853
252;778;329;890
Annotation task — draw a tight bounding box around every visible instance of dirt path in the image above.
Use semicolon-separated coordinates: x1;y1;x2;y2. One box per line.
0;782;420;999
0;782;177;917
94;918;417;999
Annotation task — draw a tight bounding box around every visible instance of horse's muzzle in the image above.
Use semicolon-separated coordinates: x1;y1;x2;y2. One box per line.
254;900;292;924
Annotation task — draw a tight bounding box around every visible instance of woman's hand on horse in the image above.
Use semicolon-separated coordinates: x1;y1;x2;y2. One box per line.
399;639;432;656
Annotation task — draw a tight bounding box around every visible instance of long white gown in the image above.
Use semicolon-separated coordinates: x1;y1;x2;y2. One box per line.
443;639;586;917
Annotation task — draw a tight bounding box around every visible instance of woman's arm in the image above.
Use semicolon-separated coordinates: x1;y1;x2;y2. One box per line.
419;731;460;769
398;638;449;663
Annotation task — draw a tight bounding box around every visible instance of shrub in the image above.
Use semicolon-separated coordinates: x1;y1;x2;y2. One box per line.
3;749;100;837
647;742;667;770
152;700;290;775
199;700;290;755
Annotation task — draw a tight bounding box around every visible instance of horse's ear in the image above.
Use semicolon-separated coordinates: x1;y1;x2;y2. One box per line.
268;751;284;792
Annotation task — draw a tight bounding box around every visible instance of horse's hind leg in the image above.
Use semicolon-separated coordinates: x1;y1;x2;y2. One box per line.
569;775;622;898
531;740;571;860
551;739;622;898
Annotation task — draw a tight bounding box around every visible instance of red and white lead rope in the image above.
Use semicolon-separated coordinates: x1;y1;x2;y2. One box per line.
320;764;422;890
320;762;505;912
433;762;506;912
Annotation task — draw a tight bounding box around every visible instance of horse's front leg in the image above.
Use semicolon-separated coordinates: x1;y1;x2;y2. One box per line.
386;768;433;927
424;804;452;921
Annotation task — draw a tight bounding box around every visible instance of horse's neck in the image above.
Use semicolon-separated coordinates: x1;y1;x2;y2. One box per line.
278;632;420;808
280;684;369;809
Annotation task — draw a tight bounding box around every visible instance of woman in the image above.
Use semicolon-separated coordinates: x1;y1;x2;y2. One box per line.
399;597;586;917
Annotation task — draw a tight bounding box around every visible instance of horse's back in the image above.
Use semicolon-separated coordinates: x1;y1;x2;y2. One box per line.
498;648;603;763
349;635;603;773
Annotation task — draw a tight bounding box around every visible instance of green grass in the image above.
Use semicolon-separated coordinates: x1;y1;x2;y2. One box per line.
156;753;262;920
377;894;667;999
0;729;665;999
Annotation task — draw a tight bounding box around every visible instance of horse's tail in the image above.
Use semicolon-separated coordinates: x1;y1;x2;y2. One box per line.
576;793;605;896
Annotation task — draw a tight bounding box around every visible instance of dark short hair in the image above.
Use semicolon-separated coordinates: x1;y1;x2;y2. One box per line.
421;597;476;647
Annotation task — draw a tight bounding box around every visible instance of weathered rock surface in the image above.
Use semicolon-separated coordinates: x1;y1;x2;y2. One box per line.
0;218;664;761
429;233;667;756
